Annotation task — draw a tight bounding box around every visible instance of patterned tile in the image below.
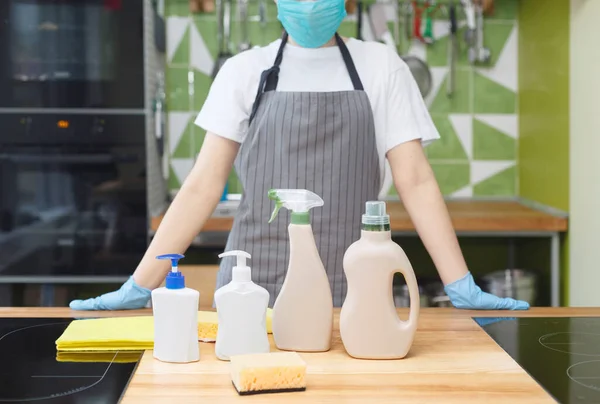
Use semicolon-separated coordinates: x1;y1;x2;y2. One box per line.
166;67;191;111
171;26;190;65
426;25;471;68
431;163;470;195
429;69;472;114
427;115;469;160
193;70;213;111
193;125;207;156
164;0;519;197
473;72;516;114
473;118;516;160
473;165;517;196
171;117;195;159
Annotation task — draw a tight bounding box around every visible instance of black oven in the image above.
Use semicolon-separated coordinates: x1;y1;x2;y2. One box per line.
0;114;147;281
0;0;144;110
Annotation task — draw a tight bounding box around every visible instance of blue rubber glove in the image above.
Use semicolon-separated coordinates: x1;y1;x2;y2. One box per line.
444;272;529;310
69;276;151;310
473;317;517;327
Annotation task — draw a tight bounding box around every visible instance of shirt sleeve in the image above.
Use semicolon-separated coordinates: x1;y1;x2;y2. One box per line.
194;57;249;143
384;55;440;152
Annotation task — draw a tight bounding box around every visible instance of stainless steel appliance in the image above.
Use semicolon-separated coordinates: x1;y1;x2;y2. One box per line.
0;114;147;283
0;0;145;111
0;0;151;285
481;269;537;305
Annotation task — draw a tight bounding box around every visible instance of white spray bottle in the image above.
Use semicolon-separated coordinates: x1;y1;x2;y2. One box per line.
268;189;333;352
151;253;200;363
214;250;270;361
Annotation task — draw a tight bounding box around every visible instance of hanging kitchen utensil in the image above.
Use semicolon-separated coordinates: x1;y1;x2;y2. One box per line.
462;0;476;48
356;0;364;40
237;0;251;52
472;0;491;64
388;0;400;46
152;0;166;53
258;0;267;43
422;1;436;45
368;3;397;52
403;1;412;40
446;0;457;97
153;71;169;183
402;55;432;98
346;0;356;14
211;0;233;79
411;1;424;43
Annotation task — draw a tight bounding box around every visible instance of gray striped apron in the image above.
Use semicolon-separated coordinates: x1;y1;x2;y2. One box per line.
217;32;381;307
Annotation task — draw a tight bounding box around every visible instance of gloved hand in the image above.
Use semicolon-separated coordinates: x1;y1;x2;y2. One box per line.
473;317;517;327
69;276;151;311
444;272;529;310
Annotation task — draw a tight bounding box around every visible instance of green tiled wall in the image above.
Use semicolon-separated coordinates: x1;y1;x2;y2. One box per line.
165;0;519;198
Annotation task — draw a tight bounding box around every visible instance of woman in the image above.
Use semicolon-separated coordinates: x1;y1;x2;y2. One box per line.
70;0;528;311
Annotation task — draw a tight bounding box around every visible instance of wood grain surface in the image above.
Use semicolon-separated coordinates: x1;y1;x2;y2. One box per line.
3;307;596;403
150;200;568;233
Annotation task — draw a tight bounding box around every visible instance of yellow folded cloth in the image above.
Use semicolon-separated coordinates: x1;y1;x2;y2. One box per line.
56;309;273;352
56;351;142;363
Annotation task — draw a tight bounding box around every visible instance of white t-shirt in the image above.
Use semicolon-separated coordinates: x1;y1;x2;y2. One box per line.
195;38;440;198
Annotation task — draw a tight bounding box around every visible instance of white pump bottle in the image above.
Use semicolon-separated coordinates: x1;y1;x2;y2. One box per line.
268;189;333;352
151;253;200;363
214;250;270;361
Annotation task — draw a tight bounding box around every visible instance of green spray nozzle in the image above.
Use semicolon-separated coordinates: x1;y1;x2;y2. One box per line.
268;189;324;224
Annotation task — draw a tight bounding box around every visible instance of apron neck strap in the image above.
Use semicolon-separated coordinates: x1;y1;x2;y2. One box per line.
264;31;364;92
334;33;364;91
249;31;364;124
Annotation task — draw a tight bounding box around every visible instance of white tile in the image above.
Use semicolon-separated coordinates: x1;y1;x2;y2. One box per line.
190;21;215;76
450;185;473;198
171;158;195;185
474;114;518;139
425;67;448;107
475;24;518;92
167;17;191;63
168;112;193;155
449;114;473;159
471;161;514;185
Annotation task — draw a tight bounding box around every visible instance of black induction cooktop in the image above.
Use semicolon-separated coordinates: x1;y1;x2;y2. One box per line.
476;317;600;404
0;318;142;403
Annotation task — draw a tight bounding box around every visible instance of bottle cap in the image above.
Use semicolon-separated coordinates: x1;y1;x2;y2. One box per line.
218;250;252;282
362;201;390;226
156;253;185;289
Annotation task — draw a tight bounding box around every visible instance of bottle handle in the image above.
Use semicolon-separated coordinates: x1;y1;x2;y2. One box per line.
396;267;420;330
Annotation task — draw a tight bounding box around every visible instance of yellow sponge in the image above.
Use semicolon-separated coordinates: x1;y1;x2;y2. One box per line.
199;308;273;342
230;351;307;395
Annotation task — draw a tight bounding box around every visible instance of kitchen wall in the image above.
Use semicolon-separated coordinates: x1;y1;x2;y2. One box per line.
568;0;600;307
517;0;570;304
163;0;520;198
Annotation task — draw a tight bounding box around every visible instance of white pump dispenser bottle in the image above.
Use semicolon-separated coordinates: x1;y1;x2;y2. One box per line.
214;250;270;361
152;253;200;363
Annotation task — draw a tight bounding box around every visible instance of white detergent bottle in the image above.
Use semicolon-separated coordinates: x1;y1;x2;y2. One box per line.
214;250;270;361
340;201;420;359
152;253;200;363
268;189;333;352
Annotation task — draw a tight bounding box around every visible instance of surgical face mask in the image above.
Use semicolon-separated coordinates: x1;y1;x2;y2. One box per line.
277;0;347;48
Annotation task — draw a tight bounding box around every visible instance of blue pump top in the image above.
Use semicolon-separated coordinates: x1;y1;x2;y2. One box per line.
156;253;185;289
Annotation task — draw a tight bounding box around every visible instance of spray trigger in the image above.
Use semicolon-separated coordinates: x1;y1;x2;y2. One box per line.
268;190;284;223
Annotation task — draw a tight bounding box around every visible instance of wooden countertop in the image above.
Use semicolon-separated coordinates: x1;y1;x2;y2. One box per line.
150;200;568;233
3;307;596;403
